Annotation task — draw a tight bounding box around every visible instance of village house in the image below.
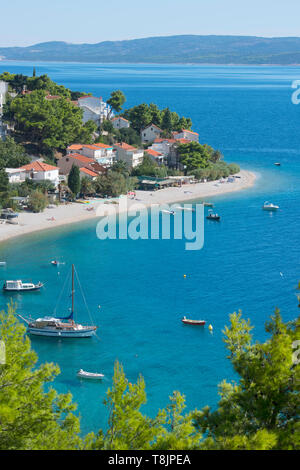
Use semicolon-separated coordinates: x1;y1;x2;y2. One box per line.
149;138;176;157
172;129;199;142
58;153;106;177
114;143;144;168
145;148;165;165
5;168;26;184
67;143;114;167
141;123;163;143
77;96;112;125
9;161;60;187
79;167;99;181
111;116;130;129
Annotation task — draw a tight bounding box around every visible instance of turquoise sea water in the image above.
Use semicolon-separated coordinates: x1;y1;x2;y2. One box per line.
0;62;300;433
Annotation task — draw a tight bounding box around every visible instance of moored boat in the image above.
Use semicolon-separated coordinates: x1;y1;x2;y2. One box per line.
77;369;104;380
182;316;206;326
17;264;97;338
3;280;43;292
206;211;220;221
262;201;279;211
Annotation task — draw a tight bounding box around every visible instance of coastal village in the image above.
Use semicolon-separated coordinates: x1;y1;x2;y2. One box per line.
0;72;249;239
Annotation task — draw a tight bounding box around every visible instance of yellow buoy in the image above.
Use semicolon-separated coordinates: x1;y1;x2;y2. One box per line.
183;274;187;278
208;324;213;331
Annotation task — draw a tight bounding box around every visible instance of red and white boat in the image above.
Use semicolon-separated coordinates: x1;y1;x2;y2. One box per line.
181;316;206;326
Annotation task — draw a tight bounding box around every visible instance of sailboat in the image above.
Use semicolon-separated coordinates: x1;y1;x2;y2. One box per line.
18;265;97;338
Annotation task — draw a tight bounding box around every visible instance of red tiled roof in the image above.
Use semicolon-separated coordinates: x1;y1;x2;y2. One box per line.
68;144;83;150
20;161;58;172
93;142;112;149
114;142;138;151
146;149;163;157
174;129;199;136
80;167;98;177
175;138;191;144
66;153;94;163
142;123;163;132
154;138;176;144
112;116;129;122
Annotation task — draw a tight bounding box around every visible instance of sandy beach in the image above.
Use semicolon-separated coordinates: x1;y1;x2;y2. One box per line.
0;170;256;244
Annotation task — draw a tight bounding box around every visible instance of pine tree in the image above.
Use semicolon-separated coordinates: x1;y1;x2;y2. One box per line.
68;164;81;196
0;304;82;450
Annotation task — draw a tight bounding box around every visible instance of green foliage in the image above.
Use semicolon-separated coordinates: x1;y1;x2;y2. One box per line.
122;103;192;133
101;119;114;134
27;190;48;213
195;309;300;450
68;165;81;196
118;127;141;146
91;362;165;450
0;304;82;449
178;142;222;172
227;163;240;174
107;90;126;113
90;362;201;450
94;171;136;197
9;90;86;152
0;168;10;208
0;72;86;100
132;154;168;178
111;160;130;176
0;137;30;168
80;176;94;197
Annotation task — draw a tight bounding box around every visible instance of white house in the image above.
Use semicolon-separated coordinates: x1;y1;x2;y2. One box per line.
79;167;98;181
145;149;165;165
5;168;26;184
77;96;112;125
141;124;163;143
18;161;60;187
150;138;176;157
0;80;8;140
0;81;8;114
173;129;199;142
67;143;114;167
111;116;130;130
114;143;144;168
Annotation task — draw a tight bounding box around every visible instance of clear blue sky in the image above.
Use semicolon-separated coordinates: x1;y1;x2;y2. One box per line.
1;0;299;46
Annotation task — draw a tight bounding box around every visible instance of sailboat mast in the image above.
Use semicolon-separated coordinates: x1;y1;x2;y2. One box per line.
72;264;74;318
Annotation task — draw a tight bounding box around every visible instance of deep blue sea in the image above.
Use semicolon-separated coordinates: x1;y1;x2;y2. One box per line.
0;62;300;434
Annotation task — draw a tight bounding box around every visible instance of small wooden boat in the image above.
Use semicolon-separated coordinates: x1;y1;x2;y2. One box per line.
77;369;104;380
182;316;206;326
262;201;279;211
203;202;214;207
3;280;43;292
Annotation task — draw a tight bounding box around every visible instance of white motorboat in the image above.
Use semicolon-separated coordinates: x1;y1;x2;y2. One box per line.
262;201;279;211
77;369;104;380
3;280;43;292
0;261;6;267
18;264;97;338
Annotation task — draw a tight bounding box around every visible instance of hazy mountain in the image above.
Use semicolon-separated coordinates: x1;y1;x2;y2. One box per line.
1;35;300;64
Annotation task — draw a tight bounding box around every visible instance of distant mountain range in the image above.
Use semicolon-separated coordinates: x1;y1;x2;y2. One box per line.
1;35;300;64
